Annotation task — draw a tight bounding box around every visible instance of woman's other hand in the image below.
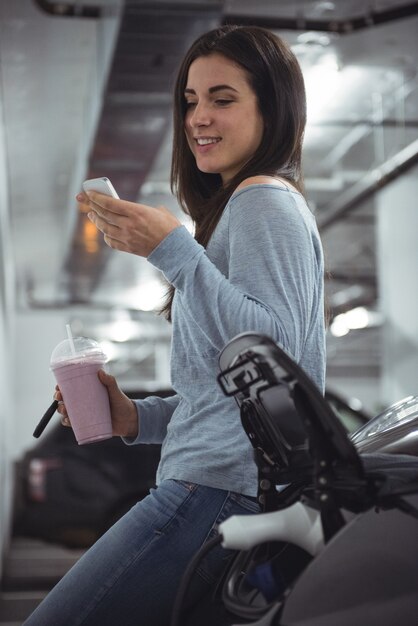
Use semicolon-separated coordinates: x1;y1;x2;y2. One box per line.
55;371;139;439
76;191;181;257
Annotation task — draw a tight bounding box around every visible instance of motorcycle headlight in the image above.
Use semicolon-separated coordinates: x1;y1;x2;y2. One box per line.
351;395;418;443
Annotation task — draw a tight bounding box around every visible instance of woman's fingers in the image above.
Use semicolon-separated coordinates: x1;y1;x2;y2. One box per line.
61;415;71;427
77;191;130;220
87;212;126;246
83;191;133;216
54;386;70;425
58;402;71;426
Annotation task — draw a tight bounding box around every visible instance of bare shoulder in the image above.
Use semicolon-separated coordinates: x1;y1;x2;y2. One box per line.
234;175;298;193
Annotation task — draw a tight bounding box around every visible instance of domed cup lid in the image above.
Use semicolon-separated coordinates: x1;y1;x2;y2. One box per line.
50;336;107;368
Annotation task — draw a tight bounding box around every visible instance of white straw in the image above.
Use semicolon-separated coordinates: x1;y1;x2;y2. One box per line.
66;323;76;356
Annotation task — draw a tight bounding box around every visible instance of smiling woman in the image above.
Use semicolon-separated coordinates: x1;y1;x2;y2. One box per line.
183;54;264;183
24;25;325;626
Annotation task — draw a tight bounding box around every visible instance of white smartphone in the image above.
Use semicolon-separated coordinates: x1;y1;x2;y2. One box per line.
82;177;119;199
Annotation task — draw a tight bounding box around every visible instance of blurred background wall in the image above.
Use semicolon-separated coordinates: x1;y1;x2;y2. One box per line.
0;87;15;577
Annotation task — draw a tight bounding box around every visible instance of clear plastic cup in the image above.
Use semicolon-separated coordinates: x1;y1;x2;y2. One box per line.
50;337;112;445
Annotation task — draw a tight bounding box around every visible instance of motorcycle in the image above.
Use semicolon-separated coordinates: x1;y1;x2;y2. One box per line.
172;332;418;626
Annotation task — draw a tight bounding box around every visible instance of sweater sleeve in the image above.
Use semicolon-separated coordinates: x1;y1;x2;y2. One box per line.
148;187;320;362
122;393;180;445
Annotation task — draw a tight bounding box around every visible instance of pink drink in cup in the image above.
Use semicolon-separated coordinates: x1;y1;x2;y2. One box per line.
50;337;112;445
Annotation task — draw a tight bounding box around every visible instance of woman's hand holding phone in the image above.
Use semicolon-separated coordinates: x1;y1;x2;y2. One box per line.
78;177;181;257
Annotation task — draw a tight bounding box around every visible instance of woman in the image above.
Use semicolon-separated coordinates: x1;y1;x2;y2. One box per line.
25;24;325;625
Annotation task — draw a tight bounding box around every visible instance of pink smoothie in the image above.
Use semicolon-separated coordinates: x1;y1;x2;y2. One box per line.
52;357;112;445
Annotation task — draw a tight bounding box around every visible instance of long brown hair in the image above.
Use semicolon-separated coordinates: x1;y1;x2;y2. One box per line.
161;25;307;320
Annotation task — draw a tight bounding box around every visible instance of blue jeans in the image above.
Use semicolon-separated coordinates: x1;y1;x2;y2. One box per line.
24;479;260;625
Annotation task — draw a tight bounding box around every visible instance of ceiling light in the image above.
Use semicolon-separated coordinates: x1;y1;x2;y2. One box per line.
296;31;332;47
330;315;350;337
330;306;383;337
344;306;370;329
107;320;141;343
98;340;120;361
329;285;364;308
304;55;341;123
121;279;166;312
83;218;99;254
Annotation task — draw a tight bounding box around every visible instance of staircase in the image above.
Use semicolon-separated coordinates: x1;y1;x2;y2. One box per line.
0;537;85;625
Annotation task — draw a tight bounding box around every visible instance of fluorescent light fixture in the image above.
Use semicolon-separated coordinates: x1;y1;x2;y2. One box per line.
304;54;341;123
98;339;120;361
330;306;383;337
330;315;350;337
344;306;370;329
107;320;140;342
121;279;167;312
102;309;143;343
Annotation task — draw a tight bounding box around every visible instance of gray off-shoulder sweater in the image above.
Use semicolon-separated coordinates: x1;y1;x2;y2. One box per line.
125;184;325;496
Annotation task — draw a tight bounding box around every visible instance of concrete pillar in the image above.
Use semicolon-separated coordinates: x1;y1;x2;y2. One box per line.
13;311;70;455
376;165;418;405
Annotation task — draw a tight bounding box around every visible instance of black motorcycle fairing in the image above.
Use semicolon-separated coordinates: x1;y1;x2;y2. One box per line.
218;332;418;535
218;333;366;538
